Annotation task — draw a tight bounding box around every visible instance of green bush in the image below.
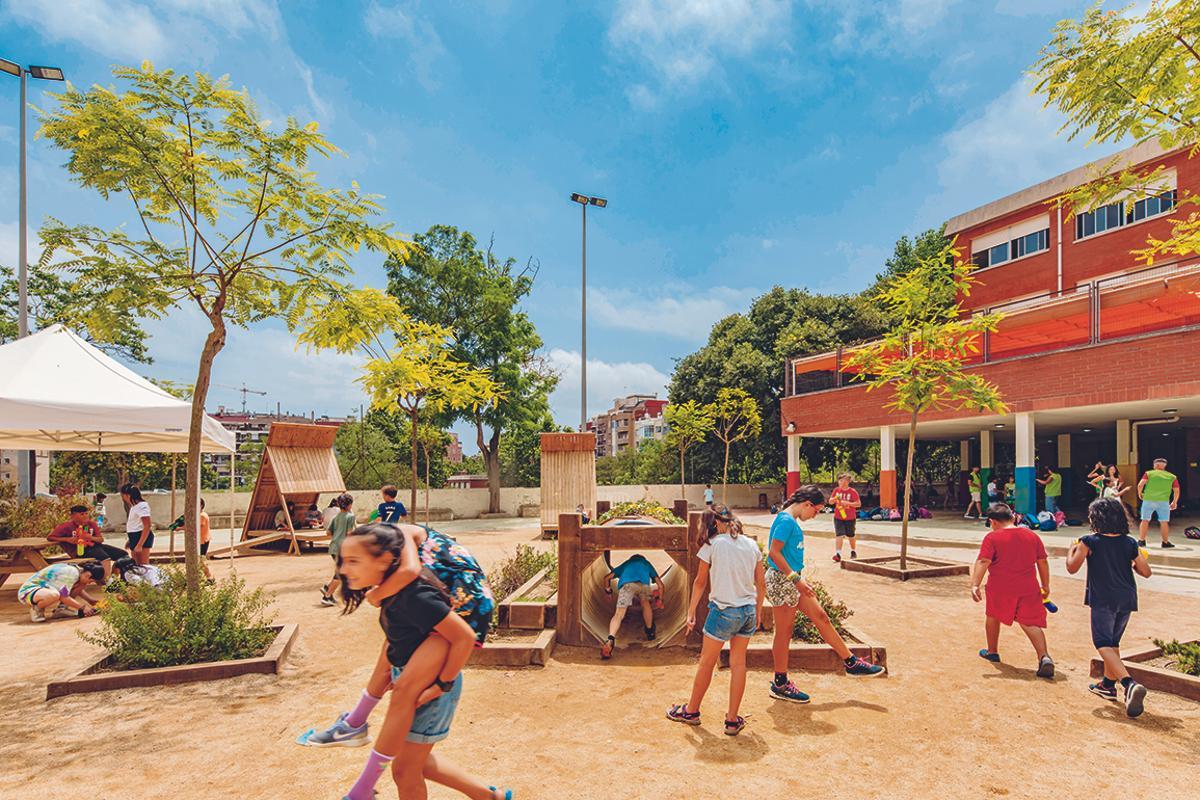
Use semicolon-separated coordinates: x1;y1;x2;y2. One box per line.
487;544;557;602
0;481;87;540
593;500;684;526
791;577;853;644
1154;638;1200;677
83;568;276;669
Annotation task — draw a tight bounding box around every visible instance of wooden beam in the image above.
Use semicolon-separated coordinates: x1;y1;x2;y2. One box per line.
686;511;707;647
556;513;582;646
579;526;688;552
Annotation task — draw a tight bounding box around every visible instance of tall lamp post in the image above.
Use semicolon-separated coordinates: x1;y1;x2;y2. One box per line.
569;192;606;432
2;58;66;496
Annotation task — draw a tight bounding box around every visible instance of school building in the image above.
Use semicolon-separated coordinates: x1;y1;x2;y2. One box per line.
781;139;1200;517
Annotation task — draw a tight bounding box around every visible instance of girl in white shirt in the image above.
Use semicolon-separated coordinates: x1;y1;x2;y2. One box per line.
121;484;154;565
666;505;765;736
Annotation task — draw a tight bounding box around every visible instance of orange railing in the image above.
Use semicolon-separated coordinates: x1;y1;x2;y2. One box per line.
786;259;1200;396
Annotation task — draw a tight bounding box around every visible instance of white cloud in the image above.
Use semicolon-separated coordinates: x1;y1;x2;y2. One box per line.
364;1;449;91
545;348;670;428
588;284;760;341
927;76;1127;222
608;0;793;98
994;0;1084;16
2;0;170;62
807;0;959;51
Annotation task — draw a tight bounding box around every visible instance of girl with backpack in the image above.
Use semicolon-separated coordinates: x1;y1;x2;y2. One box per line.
303;524;513;799
667;505;764;736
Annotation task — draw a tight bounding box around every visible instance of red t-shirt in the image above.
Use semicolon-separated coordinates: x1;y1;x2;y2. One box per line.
978;526;1046;597
49;520;99;545
831;487;861;520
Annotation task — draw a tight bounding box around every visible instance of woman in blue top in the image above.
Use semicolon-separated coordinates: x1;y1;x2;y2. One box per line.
766;486;885;703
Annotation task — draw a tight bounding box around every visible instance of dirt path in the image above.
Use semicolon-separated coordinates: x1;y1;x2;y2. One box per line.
1;524;1197;799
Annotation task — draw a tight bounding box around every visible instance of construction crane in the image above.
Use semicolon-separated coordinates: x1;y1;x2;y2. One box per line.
215;382;268;414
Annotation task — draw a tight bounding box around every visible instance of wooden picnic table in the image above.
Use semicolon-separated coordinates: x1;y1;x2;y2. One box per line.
0;537;63;588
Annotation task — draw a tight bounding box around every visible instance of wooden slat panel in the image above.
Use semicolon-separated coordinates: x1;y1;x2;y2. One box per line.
539;432;596;453
539;447;596;528
579;526;688;552
266;422;339;449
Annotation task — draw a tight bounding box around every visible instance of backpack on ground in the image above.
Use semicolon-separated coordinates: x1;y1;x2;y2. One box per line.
917;507;933;519
1039;518;1057;532
887;508;902;521
1185;526;1200;540
1053;511;1066;527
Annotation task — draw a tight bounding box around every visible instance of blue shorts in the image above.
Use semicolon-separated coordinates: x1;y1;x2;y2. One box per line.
702;601;756;642
1090;607;1132;650
1140;500;1171;522
390;665;462;744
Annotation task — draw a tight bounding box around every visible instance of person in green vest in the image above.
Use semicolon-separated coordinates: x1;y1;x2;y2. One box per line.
1137;457;1180;548
1037;467;1063;515
965;467;983;520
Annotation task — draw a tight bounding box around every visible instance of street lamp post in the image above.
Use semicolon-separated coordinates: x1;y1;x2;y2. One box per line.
569;192;606;432
2;58;65;495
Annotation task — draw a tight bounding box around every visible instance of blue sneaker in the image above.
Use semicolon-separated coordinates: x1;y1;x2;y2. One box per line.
300;711;369;747
978;649;1000;663
768;680;811;703
844;656;886;677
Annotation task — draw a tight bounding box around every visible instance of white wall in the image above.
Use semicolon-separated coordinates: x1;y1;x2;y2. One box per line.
108;483;782;528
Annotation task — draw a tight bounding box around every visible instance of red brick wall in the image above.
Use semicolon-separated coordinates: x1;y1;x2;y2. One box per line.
781;329;1200;436
958;149;1195;311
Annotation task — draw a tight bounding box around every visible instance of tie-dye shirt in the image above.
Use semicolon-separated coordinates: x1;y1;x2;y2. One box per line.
17;563;80;603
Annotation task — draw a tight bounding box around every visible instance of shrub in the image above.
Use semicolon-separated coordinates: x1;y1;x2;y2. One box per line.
791;577;853;643
593;500;684;526
1154;638;1200;677
487;544;558;602
83;568;276;669
0;481;87;540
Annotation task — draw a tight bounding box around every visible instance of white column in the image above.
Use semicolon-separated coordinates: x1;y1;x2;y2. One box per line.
787;434;800;473
1116;418;1132;465
980;430;994;469
880;426;896;472
1016;413;1035;469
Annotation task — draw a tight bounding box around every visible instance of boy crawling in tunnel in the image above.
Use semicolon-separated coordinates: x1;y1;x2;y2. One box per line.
600;553;664;659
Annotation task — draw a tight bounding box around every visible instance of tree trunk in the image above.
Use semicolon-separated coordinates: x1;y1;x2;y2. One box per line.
475;416;502;514
423;445;431;523
184;320;226;596
900;409;918;571
409;407;420;519
679;446;686;505
722;439;731;505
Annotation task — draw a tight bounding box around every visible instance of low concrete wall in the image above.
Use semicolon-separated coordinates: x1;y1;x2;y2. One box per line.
105;483;781;529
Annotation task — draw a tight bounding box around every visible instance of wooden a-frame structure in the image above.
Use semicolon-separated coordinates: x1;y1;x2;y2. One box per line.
208;422;346;557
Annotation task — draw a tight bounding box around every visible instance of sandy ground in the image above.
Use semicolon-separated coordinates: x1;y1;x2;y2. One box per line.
1;522;1198;800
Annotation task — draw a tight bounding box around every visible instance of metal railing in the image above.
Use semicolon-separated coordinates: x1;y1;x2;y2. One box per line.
786;258;1200;397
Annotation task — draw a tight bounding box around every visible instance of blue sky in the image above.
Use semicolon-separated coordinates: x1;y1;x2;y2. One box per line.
1;0;1124;452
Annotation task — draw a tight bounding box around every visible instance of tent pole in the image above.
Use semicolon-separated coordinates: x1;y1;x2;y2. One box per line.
229;447;237;567
169;454;177;559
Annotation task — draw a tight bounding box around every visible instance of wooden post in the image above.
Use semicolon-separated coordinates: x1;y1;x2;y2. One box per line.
277;488;298;555
596;500;611;515
686;511;708;646
556;512;582;646
672;499;688;521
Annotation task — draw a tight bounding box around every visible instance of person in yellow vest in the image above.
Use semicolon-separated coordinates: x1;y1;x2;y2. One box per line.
1137;457;1180;548
965;467;983;519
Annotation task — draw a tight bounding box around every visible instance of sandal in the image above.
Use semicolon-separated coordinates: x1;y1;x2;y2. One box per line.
666;703;701;726
724;715;747;736
489;787;514;800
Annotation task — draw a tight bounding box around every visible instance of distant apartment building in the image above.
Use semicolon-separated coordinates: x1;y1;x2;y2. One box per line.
207;408;347;483
0;450;16;485
588;394;668;457
446;473;488;489
445;432;464;464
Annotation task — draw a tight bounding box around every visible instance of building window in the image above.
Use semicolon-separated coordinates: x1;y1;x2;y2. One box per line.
972;227;1049;269
1076;190;1175;240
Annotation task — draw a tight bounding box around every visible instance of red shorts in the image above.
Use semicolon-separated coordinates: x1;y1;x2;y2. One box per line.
985;589;1047;628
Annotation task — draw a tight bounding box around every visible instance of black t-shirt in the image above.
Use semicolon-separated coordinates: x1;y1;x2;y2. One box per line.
379;581;451;667
378;501;407;523
1081;533;1139;612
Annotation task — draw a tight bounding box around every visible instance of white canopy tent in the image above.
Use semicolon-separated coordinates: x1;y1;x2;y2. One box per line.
0;324;234;453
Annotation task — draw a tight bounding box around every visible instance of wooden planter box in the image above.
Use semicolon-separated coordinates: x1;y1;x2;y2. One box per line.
473;628;555;667
840;555;969;581
496;567;558;630
1089;640;1200;702
46;623;298;700
716;624;887;673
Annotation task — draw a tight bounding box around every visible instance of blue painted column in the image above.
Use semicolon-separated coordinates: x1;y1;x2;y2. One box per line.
1015;412;1037;517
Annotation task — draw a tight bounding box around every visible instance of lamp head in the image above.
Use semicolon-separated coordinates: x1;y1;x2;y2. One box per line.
28;65;65;81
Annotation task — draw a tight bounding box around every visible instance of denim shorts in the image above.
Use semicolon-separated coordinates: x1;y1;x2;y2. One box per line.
390;665;463;744
1090;607;1132;650
702;601;756;642
1140;500;1171;522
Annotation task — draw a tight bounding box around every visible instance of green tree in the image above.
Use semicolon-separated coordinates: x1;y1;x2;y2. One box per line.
664;400;714;501
0;265;150;362
711;388;762;504
1034;1;1200;265
385;226;557;513
868;228;952;298
333;419;402;490
499;412;564;488
38;64;404;593
298;288;499;514
843;241;1006;570
414;424;450;520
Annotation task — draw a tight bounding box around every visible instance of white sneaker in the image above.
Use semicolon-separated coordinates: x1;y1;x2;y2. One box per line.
29;605;46;623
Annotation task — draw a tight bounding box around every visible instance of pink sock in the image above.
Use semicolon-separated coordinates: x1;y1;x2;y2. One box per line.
345;691;382;728
345;749;392;800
